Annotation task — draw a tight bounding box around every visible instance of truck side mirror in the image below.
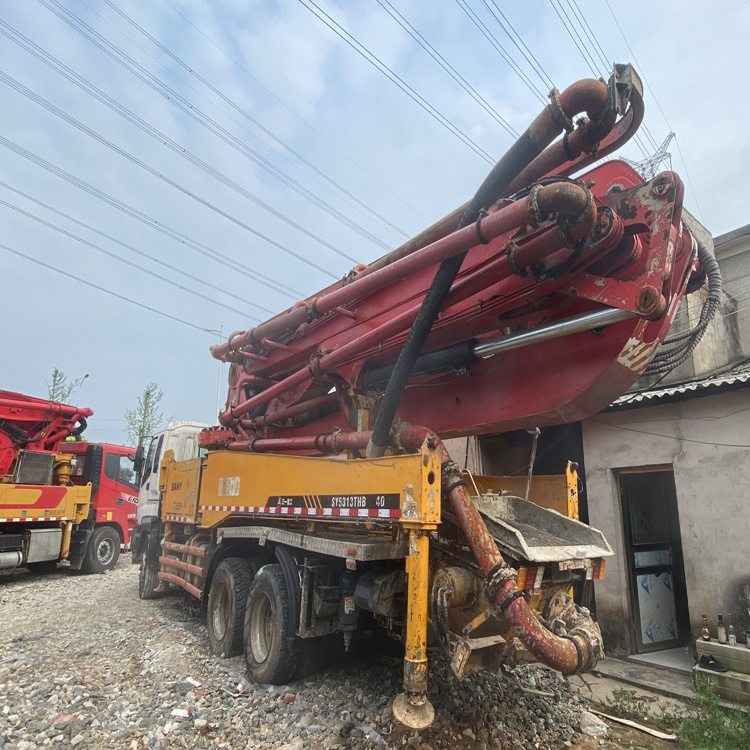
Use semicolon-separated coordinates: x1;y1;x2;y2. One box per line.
134;445;145;482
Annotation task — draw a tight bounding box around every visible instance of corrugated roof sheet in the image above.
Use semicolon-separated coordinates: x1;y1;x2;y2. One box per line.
612;360;750;407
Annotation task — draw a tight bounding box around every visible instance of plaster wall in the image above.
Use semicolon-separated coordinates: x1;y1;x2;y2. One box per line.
442;436;482;474
582;389;750;655
717;251;750;357
714;224;750;358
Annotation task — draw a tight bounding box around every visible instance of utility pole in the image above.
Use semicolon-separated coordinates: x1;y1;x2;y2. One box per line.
204;327;224;421
76;373;90;408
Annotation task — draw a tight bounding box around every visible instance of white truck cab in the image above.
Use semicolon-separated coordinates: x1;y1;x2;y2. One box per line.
131;421;208;562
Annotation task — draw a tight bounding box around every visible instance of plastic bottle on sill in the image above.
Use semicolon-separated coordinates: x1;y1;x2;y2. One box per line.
728;614;737;647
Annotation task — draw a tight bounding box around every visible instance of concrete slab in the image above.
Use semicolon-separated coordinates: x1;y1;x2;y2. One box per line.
590;657;696;702
569;670;688;718
629;646;693;673
696;639;750;673
694;665;750;706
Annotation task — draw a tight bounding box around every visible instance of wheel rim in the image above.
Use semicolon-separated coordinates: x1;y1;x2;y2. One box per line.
212;582;229;640
250;590;273;663
97;537;115;566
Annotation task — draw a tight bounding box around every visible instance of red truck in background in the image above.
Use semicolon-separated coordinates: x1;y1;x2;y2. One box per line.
0;389;140;573
62;439;139;569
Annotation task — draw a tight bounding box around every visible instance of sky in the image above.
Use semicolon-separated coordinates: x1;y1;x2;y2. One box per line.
1;0;748;445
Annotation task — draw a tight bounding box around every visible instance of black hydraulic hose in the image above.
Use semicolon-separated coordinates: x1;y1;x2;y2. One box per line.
361;339;480;390
366;131;552;458
72;416;88;436
645;239;722;375
0;420;31;445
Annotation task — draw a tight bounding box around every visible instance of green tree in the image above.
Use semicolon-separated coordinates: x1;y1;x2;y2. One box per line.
125;382;165;447
47;367;85;403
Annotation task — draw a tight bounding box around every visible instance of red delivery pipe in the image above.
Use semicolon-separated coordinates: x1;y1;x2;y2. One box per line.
398;426;598;674
219;183;595;424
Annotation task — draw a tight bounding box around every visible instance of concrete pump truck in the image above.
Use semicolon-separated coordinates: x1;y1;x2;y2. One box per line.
138;64;720;728
0;391;138;572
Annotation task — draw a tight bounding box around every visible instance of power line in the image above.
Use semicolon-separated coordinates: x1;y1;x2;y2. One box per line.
160;0;430;223
589;417;750;449
603;0;705;221
0;179;277;315
564;0;661;154
32;0;390;263
546;0;653;161
99;0;409;242
564;0;611;74
375;0;518;138
0;134;311;296
1;243;211;334
0;22;328;291
0;65;354;277
483;1;556;90
0;187;264;321
454;0;548;104
296;0;496;165
548;0;599;78
34;1;388;257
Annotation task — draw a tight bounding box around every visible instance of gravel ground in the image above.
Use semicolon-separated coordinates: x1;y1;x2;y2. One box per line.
1;555;591;749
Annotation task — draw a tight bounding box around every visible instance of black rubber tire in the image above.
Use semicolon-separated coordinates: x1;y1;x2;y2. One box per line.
82;526;120;574
245;556;264;579
207;558;253;658
244;564;300;684
138;556;160;600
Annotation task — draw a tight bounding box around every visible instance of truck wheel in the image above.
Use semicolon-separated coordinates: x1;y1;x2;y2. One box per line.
244;564;300;684
139;556;160;600
208;558;252;658
83;526;120;574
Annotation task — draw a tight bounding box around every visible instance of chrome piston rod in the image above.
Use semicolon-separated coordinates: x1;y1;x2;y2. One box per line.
472;307;638;359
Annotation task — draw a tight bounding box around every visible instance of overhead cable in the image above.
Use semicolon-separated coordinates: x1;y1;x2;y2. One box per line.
0;179;274;316
375;0;518;138
33;1;388;255
0;134;315;293
161;0;430;222
100;0;409;241
296;0;496;165
454;0;548;104
0;66;358;271
603;0;705;221
1;243;212;334
483;1;555;91
0;195;261;320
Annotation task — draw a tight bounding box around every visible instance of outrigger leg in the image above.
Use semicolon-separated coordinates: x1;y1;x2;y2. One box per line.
393;528;435;729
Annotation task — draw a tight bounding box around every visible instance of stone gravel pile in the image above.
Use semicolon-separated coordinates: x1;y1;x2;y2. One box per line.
1;557;588;749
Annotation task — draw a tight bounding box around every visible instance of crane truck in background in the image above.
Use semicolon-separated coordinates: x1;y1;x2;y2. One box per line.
0;390;138;573
138;64;721;728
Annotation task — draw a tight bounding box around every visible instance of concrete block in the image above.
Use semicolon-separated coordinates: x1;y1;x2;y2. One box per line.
693;665;750;706
696;639;750;674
